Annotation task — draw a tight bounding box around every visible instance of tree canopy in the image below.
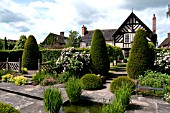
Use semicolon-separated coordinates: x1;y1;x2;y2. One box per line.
13;35;27;50
65;30;81;48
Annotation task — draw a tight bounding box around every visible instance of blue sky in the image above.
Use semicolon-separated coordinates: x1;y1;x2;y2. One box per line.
0;0;170;45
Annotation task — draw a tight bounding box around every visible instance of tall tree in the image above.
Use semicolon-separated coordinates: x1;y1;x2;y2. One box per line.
0;39;3;50
13;35;27;50
65;30;81;47
3;37;8;50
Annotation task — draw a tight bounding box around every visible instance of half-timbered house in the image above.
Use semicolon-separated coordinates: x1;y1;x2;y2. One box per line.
80;12;157;57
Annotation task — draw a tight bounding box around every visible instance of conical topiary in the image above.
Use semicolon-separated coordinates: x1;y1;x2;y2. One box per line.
22;35;39;70
90;29;110;76
127;29;150;79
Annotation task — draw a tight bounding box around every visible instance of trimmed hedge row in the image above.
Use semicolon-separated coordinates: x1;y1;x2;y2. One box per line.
0;48;90;63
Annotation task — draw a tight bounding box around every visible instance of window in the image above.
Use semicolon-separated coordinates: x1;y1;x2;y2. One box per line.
124;34;130;43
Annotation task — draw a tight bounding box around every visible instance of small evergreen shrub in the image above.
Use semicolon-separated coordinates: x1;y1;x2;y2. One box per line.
43;87;62;113
90;29;110;76
0;102;20;113
127;29;150;79
13;76;27;86
22;35;39;70
81;74;103;90
65;77;82;103
110;76;135;93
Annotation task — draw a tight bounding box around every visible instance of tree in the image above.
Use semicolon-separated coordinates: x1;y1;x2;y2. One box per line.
167;4;170;18
148;42;156;70
127;29;150;79
0;39;3;50
65;30;81;47
13;35;27;50
3;37;8;50
90;29;110;76
22;35;39;70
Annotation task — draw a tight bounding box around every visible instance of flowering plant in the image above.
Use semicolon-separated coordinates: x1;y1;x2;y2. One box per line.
154;49;170;74
56;47;90;76
164;92;170;103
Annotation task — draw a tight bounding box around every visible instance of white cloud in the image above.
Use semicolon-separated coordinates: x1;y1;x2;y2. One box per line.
0;0;169;45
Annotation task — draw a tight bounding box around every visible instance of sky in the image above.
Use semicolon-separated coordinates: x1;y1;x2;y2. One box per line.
0;0;170;45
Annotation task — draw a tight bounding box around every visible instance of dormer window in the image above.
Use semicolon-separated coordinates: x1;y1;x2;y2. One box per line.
124;34;130;43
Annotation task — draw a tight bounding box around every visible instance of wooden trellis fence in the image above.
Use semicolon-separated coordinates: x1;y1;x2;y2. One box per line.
0;58;21;72
38;59;53;73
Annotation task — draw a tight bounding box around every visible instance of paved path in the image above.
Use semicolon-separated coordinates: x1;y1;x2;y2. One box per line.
0;66;170;113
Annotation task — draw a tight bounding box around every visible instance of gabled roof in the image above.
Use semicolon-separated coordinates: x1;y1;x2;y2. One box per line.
113;12;153;43
42;32;67;45
81;29;117;42
158;33;170;48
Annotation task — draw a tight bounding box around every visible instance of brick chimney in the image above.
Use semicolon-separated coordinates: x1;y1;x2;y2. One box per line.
60;32;64;37
82;25;87;36
168;33;170;38
152;14;156;34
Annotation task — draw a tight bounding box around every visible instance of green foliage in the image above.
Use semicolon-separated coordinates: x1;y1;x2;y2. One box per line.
148;42;156;70
7;41;16;50
40;77;56;86
110;76;135;93
102;84;132;113
81;74;103;90
65;30;81;48
106;44;124;62
127;29;150;79
2;74;14;82
0;70;15;79
13;76;27;86
57;71;74;83
0;39;3;50
22;35;39;70
32;71;46;84
90;29;110;76
13;35;27;50
65;77;82;103
43;87;62;113
3;37;8;50
21;67;28;74
0;50;23;62
0;102;20;113
138;70;170;96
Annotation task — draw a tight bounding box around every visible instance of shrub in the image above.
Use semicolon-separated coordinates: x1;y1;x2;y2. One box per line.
22;35;39;70
123;58;127;63
13;76;27;86
40;77;56;86
154;49;170;74
65;77;82;103
81;74;103;90
164;93;170;103
21;67;28;74
127;29;150;79
13;35;27;50
32;71;46;84
0;102;20;113
138;70;170;96
2;74;14;82
110;76;135;93
56;47;90;76
90;29;110;76
43;87;62;113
